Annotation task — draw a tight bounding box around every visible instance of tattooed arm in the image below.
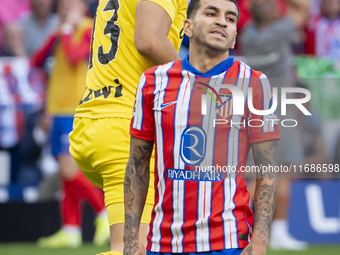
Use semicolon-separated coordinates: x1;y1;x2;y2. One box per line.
123;136;154;255
241;139;279;255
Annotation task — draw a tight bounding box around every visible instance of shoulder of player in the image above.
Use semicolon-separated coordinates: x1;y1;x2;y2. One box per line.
143;59;182;77
234;60;266;79
251;69;267;79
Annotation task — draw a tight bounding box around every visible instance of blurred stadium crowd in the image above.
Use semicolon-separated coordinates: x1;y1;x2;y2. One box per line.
0;0;340;248
0;0;99;201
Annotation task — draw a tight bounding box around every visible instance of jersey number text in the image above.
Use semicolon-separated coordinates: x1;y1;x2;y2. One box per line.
89;0;121;69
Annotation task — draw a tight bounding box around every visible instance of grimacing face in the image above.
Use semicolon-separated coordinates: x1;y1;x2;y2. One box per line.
185;0;238;52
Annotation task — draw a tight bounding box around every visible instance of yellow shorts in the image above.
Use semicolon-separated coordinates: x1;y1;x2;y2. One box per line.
69;117;154;226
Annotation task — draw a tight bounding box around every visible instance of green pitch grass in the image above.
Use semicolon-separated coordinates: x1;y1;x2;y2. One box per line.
0;243;340;255
0;242;109;255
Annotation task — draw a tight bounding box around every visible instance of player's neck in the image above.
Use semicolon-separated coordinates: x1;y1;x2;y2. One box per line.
188;47;230;74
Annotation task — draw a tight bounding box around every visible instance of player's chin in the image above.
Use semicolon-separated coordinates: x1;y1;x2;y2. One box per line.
207;42;230;52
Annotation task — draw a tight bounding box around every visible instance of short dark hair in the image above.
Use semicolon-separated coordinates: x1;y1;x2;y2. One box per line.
187;0;240;21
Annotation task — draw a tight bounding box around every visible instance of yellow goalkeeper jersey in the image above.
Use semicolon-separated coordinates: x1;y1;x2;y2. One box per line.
75;0;187;119
47;18;93;115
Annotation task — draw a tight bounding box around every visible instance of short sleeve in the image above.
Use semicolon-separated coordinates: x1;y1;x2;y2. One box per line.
138;0;182;21
248;73;280;144
130;73;155;141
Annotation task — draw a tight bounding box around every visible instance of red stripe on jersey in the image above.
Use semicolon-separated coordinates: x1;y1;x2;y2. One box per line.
240;65;247;91
223;61;240;80
210;119;229;251
158;62;184;252
189;77;210;126
182;76;207;252
145;66;158;252
209;58;232;249
233;178;253;247
182;180;198;252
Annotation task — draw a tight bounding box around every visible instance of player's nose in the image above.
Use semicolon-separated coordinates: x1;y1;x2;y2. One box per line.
215;14;228;27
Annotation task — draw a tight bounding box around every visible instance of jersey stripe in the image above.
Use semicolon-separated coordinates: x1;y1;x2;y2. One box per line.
132;73;146;130
170;69;191;253
182;73;201;252
196;76;214;252
232;63;253;247
151;62;174;252
222;62;243;248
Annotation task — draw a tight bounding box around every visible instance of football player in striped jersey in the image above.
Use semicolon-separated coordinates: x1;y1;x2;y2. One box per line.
124;1;279;255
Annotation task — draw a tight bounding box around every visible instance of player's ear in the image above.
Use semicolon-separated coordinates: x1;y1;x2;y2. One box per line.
183;19;193;38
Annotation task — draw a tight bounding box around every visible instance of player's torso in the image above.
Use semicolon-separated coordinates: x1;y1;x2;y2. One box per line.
47;18;93;115
147;60;256;253
76;0;187;119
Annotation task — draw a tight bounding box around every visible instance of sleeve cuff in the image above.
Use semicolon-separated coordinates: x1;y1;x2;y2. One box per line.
249;132;280;144
130;128;154;141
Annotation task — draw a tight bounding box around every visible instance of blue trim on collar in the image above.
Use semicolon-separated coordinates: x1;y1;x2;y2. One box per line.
181;53;235;77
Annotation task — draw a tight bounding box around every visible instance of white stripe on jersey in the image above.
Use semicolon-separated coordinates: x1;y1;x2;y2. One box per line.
196;181;212;252
244;213;252;243
171;180;185;252
170;70;191;253
132;74;146;130
195;73;225;252
222;62;251;248
151;62;174;252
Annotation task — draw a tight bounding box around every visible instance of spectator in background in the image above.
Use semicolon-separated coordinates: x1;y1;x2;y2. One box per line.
240;0;309;79
295;82;330;178
0;22;26;57
0;63;25;184
21;0;58;56
15;0;57;189
305;0;340;63
233;0;288;54
17;66;47;188
0;0;30;46
31;0;109;248
310;0;321;15
0;20;27;185
240;0;310;251
19;108;48;186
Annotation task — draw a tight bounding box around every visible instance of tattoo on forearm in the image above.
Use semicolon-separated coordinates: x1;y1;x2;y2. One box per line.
252;140;278;245
258;183;274;204
246;246;253;255
123;137;153;255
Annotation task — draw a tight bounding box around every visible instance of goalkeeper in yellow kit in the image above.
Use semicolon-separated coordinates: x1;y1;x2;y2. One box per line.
69;0;187;254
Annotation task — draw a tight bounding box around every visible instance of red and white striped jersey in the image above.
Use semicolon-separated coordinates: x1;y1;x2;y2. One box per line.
130;55;280;253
